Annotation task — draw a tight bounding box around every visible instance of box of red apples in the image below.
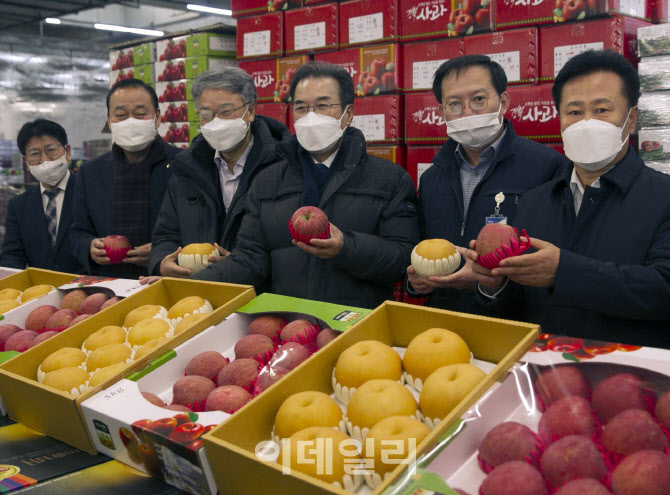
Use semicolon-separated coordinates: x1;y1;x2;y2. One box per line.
231;0;303;18
506;84;560;141
399;0;493;40
406;145;442;187
315;44;402;96
351;95;404;144
391;337;670;494
405;92;447;145
110;65;154;89
202;301;539;495
338;0;399;48
256;102;289;126
367;145;407;169
80;293;370;495
401;38;463;92
241;55;312;103
0;279;255;455
155;57;238;83
158;122;199;149
463;28;539;85
109;48;134;71
156;34;236;61
159;101;198;124
285;3;338;54
538;16;651;81
236;12;284;60
156;79;194;103
495;0;652;30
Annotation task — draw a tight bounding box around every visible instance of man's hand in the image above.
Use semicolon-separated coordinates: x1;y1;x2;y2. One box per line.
123;242;152;267
407;246;476;293
208;243;230;264
293;223;344;259
407;265;435;294
159;247;192;278
139;276;161;285
492;237;560;288
464;240;507;290
90;238;110;265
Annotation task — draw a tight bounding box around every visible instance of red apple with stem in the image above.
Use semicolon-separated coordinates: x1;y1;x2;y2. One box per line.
289;206;330;242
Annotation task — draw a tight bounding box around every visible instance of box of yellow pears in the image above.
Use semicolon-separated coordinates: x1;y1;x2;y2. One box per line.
0;277;254;454
0;268;78;318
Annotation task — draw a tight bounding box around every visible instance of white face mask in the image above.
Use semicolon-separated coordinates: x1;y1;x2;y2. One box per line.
295;107;349;153
29;155;68;186
201;108;250;153
110;117;157;152
445;101;503;150
562;110;631;172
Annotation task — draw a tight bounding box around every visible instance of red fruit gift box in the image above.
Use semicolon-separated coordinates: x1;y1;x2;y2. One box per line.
506;84;560;141
405;92;447;145
351;95;404;144
236;12;284;60
401;38;464;93
284;3;338;55
399;0;453;41
406;145;441;187
338;0;399;48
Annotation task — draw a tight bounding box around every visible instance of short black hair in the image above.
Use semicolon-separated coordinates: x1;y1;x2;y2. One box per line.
106;78;159;113
17;119;68;155
552;49;640;110
432;55;507;104
289;61;355;107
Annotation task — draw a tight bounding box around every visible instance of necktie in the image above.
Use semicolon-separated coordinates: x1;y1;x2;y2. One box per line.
44;189;59;247
316;163;329;175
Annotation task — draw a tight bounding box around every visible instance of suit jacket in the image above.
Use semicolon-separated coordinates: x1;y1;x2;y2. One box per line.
0;174;82;273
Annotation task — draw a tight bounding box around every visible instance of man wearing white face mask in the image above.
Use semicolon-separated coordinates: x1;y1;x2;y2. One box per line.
71;78;179;279
468;50;670;349
407;55;567;315
0;120;81;272
148;67;288;279
191;62;419;308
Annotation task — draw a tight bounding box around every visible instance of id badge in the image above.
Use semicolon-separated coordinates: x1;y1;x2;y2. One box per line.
486;192;508;224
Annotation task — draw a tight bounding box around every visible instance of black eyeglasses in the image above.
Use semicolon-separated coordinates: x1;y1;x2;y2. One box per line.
291;103;344;117
197;102;249;122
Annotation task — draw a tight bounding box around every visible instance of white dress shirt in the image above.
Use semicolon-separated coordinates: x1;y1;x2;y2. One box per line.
570;167;601;215
214;136;254;211
311;149;338;168
39;170;70;233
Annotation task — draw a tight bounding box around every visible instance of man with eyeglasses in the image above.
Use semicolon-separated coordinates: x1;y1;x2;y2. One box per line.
71;78;180;279
0;119;82;272
190;61;419;308
406;55;568;315
148;67;288;279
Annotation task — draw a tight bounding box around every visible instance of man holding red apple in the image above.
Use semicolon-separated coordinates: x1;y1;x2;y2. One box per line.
71;78;179;279
407;55;567;315
467;50;670;349
191;62;419;308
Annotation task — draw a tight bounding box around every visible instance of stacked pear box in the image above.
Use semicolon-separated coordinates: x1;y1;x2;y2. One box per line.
80;293;371;495
506;84;561;141
0;278;254;454
406;145;442;188
202;301;538;495
284;3;339;55
392;339;670;494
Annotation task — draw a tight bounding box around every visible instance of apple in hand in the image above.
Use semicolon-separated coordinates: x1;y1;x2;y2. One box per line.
289;206;330;242
104;235;130;249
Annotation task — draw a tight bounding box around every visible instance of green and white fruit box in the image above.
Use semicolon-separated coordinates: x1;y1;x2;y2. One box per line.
187;33;236;58
133;42;155;66
184;57;238;79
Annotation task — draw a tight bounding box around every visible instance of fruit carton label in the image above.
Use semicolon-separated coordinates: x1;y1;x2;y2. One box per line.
447;0;494;36
237;12;284;60
402;38;464;91
285;3;338;54
109;49;134;71
338;0;399;47
157;80;193;103
351;95;403;143
240;59;277;102
186;33;236;58
157;36;188;62
256;102;289;126
159;101;198;124
132;42;155;66
462;28;538;84
506;84;560;141
405;92;446;145
495;0;651;30
407;145;441;187
399;0;453;41
367;144;407;168
315;44;402;96
231;0;303;18
275;55;309;102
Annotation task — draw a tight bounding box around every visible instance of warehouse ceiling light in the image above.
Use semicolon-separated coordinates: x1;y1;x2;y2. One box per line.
45;18;61;24
186;4;232;16
94;23;164;36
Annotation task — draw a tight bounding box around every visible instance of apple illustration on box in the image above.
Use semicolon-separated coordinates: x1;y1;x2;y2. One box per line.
288;206;331;244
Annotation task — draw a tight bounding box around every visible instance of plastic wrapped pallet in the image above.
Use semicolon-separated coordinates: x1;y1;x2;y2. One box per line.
638;23;670;57
638;92;670;128
639;56;670;92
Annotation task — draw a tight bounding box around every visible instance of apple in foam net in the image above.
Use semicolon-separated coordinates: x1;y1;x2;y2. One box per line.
289;206;329;240
476;223;520;258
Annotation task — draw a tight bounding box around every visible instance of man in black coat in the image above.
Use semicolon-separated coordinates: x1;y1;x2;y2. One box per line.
70;78;179;279
192;62;419;308
149;67;289;277
407;55;568;315
0;119;82;273
468;50;670;349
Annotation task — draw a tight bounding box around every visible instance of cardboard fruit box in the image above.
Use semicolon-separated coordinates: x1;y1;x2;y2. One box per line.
0;278;254;454
156;79;194;103
405;92;446;145
398;0;453;41
240;59;278;102
157;36;188;61
506;84;560;141
0;268;77;319
285;3;339;55
109;48;134;71
367;145;407;169
236;12;284;60
274;55;311;103
401;38;464;93
338;0;399;48
186;33;236;58
80;293;370;495
132;42;155;66
158;121;199;148
202;301;539;495
351;95;404;144
539;16;650;81
231;0;303;18
256;102;288;126
406;145;441;187
463;28;539;85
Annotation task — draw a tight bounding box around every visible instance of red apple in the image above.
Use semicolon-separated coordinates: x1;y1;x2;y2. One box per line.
59;289;88;312
103;235;130;249
25;305;59;331
380;72;396;92
5;330;38;352
449;8;464;24
463;0;481;14
475;223;520;258
370;58;386;80
289;206;329;241
147;417;178;436
474;8;490;27
0;324;22;351
561;0;585;19
168;422;204;444
454;13;474;34
363;76;380;95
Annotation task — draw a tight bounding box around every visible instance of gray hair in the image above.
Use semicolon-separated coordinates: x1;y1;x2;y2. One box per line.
191;66;257;108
